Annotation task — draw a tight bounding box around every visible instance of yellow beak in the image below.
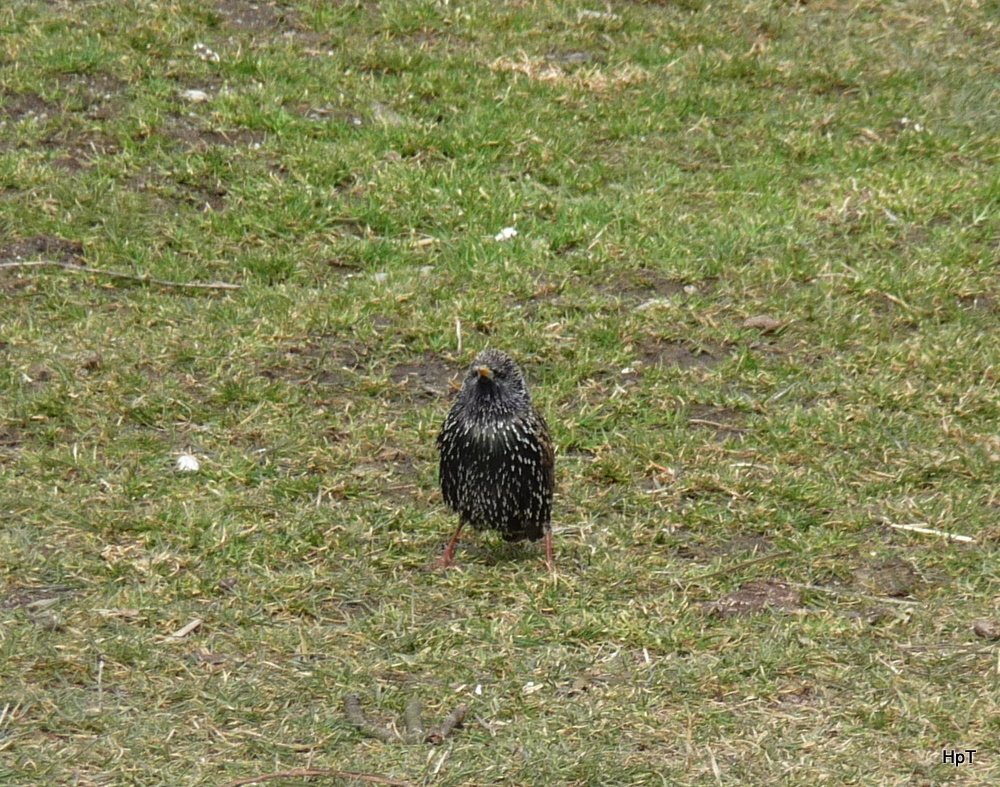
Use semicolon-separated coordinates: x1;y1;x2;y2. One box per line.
477;366;493;380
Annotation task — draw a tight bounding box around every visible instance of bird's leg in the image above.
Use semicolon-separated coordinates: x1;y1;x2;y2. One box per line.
544;529;554;571
436;521;465;568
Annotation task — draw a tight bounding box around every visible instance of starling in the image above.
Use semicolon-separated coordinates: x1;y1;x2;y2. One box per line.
436;349;555;569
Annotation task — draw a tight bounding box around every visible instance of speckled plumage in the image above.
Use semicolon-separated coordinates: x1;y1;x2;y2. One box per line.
436;349;555;567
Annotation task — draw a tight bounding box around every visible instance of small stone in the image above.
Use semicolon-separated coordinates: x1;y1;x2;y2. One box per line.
494;226;518;242
193;43;221;63
742;314;783;332
176;454;200;472
180;89;210;103
973;619;1000;640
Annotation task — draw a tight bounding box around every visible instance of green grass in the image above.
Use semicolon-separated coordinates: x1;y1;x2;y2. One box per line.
1;0;998;784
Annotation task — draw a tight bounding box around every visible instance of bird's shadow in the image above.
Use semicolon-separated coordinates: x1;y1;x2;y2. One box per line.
429;536;546;569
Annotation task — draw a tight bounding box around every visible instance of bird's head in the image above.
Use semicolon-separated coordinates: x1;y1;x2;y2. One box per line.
460;349;530;414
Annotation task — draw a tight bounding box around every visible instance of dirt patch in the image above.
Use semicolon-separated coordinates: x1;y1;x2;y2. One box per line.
958;293;996;313
0;235;83;263
853;557;922;598
722;533;773;556
701;579;802;618
57;72;127;119
213;0;300;32
0;427;21;465
50;129;120;170
162;115;267;150
259;338;367;388
127;162;229;212
0;91;57;121
323;258;362;280
774;685;818;706
688;404;745;440
353;449;423;502
0;585;77;610
177;179;228;212
637;337;724;369
301;104;366;127
324;595;377;625
597;269;698;303
389;352;454;400
674;533;773;561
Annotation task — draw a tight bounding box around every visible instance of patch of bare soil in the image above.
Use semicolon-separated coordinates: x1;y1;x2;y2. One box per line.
958;293;996;313
175;177;228;212
0;426;21;465
597;269;695;302
674;533;773;561
0;585;77;610
853;556;922;597
353;449;423;502
259;338;367;388
0;91;57;121
324;595;377;625
637;337;724;369
688;404;746;440
58;72;127;119
163;115;267;150
774;685;819;706
214;0;300;32
701;579;803;618
389;352;455;400
45;130;120;171
0;235;83;262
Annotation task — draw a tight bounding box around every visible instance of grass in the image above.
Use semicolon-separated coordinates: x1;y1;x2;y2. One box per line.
1;0;998;784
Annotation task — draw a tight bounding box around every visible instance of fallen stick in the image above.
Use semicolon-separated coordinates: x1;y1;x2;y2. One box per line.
887;522;975;543
0;259;241;291
168;618;203;639
424;704;467;745
343;694;399;743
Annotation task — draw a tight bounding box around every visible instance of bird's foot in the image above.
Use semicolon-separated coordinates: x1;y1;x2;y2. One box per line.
544;530;555;572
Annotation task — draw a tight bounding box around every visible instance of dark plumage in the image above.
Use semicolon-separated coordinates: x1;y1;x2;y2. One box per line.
436;349;555;569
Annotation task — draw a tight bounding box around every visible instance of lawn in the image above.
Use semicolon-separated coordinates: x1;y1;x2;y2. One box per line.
1;0;998;784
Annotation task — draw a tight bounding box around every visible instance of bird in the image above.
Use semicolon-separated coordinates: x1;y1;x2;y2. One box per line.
436;349;555;569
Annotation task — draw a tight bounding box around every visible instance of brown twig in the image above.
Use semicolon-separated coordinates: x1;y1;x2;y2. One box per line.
166;617;203;639
0;259;241;291
223;768;411;787
425;703;467;745
343;694;400;743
